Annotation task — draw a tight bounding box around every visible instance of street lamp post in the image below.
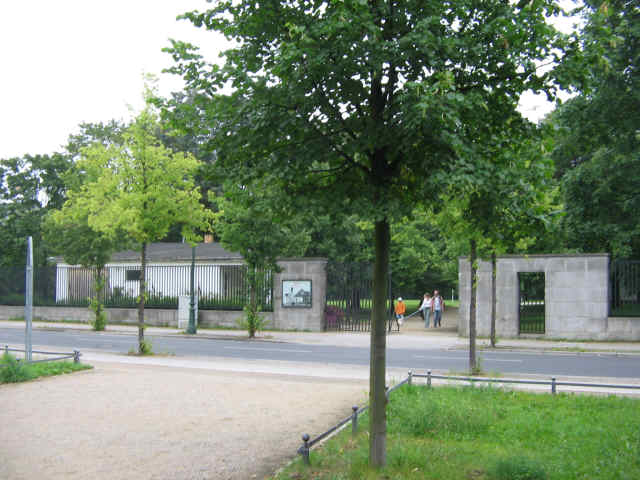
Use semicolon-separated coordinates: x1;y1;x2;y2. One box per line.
187;244;197;334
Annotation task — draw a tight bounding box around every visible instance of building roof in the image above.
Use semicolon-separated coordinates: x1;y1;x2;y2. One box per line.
109;242;243;262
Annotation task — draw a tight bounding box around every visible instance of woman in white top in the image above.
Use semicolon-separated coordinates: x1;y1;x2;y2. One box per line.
420;293;433;328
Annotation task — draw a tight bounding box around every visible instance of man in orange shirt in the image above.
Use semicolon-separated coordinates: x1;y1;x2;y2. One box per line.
394;297;406;326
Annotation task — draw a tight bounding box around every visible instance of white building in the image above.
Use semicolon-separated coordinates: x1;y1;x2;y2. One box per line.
55;242;245;304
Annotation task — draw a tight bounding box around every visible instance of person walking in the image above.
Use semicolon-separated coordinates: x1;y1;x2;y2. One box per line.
394;297;406;326
420;293;433;328
432;290;445;327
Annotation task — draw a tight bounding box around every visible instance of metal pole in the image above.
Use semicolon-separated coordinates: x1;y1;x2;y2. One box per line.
351;406;359;435
299;434;310;465
25;236;33;362
187;244;197;334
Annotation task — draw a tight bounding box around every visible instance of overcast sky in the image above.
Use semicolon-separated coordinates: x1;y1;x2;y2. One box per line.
0;1;572;160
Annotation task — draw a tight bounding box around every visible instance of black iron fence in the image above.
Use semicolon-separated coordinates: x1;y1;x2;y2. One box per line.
610;259;640;317
0;264;273;312
325;262;397;332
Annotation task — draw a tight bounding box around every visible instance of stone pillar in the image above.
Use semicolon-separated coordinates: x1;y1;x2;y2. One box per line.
272;258;328;331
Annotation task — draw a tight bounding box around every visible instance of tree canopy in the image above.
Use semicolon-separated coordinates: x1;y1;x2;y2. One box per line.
552;0;640;257
166;0;569;466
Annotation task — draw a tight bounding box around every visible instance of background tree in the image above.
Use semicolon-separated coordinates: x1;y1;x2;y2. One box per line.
212;178;310;337
166;0;566;466
67;106;212;353
0;153;70;266
440;127;557;366
43;150;132;331
552;0;639;257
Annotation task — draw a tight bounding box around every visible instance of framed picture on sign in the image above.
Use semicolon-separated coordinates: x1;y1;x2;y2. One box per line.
282;280;312;308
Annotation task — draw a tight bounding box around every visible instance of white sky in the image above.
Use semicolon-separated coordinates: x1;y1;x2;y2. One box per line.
0;1;574;160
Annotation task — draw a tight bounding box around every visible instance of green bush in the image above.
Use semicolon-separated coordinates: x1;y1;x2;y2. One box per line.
0;352;35;383
238;304;269;338
139;340;153;355
489;456;548;480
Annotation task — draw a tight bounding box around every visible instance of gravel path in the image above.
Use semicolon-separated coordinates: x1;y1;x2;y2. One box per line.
1;361;368;480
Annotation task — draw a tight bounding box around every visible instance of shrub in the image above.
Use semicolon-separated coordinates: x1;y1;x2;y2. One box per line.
0;352;35;383
238;304;269;338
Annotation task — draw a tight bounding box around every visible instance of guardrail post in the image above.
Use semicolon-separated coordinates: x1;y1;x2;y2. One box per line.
385;385;389;401
351;406;359;435
298;434;310;465
73;350;80;364
408;370;413;386
551;377;556;395
427;370;432;388
4;345;8;356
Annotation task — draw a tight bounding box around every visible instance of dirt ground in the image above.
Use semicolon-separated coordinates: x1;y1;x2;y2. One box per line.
0;361;368;480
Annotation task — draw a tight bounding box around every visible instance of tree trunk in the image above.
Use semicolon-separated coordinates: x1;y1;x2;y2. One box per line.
469;239;477;372
490;251;497;348
138;242;147;353
370;218;389;468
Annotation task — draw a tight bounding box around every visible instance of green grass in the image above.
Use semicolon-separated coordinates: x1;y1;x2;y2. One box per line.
1;353;92;383
273;385;640;480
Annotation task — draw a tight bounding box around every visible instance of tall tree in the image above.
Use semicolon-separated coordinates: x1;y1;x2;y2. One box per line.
166;0;566;466
66;106;212;352
553;0;640;257
440;128;556;362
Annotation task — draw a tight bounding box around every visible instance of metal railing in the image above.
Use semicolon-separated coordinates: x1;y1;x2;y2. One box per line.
297;376;410;464
0;264;273;312
2;345;81;366
296;369;640;465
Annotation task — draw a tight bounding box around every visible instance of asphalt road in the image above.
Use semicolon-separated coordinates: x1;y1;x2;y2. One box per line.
2;328;639;379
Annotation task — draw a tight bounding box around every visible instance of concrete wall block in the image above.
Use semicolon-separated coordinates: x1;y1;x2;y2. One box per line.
587;257;609;273
459;258;470;273
543;259;567;273
564;258;588;273
607;317;640;341
549;271;587;288
498;259;517;273
477;260;492;273
497;271;516;289
0;306;23;320
304;261;328;275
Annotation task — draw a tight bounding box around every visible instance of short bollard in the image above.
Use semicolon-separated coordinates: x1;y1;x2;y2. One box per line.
408;370;413;386
73;350;80;364
351;406;359;435
551;377;557;395
427;370;432;388
298;433;310;465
